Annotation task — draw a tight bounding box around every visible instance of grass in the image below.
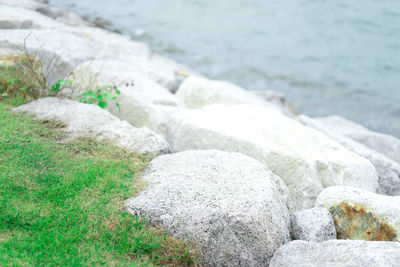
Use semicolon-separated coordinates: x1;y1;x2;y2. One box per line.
0;102;198;266
0;56;46;106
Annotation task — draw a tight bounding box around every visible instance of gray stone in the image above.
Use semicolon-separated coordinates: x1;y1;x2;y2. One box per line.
0;5;67;30
0;6;193;91
270;239;400;267
0;20;33;29
176;75;278;110
165;104;379;211
291;207;336;242
13;97;169;154
315;115;400;163
69;60;186;134
124;150;290;266
35;6;64;19
316;186;400;241
249;89;297;116
0;29;99;85
298;115;400;196
1;0;42;10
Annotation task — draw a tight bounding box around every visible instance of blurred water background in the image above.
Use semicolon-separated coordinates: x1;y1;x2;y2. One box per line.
52;0;400;137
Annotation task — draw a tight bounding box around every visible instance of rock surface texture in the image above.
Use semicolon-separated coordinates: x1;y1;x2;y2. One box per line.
166;104;379;210
13;98;169;154
316;186;400;241
249;89;297;116
0;4;194;91
270;239;400;267
176;75;274;109
124;150;290;266
315;115;400;163
291;207;336;242
69;60;185;133
299;115;400;196
4;1;400;266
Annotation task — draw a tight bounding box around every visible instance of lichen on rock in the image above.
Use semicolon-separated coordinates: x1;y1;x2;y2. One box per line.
329;202;397;241
316;186;400;242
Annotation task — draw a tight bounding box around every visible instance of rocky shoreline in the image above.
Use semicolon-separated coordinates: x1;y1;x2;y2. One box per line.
1;0;400;266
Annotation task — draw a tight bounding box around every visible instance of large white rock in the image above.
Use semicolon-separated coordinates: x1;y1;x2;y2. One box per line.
298;115;400;196
69;60;185;133
0;7;194;92
315;116;400;163
0;29;99;84
13;97;169;154
249;89;297;117
0;5;68;30
291;207;336;242
270;240;400;267
176;75;272;109
316;186;400;241
125;150;290;266
0;0;42;10
66;28;195;92
165;104;379;210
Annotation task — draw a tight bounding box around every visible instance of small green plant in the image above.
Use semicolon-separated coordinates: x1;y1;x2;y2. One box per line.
49;78;72;96
78;85;121;111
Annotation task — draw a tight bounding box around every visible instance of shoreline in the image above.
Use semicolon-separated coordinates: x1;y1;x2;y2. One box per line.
1;0;400;265
49;0;400;139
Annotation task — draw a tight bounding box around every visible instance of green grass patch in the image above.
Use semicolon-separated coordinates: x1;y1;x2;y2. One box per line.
0;103;198;266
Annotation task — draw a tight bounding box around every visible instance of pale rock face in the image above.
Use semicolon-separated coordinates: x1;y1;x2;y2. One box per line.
270;240;400;267
0;0;42;10
13;98;169;154
314;115;400;163
298;115;400;196
291;207;336;242
67;29;195;91
70;60;185;134
165;104;379;210
0;5;194;92
124;150;290;266
0;6;67;30
176;75;274;109
249;89;297;117
0;29;99;85
316;186;400;241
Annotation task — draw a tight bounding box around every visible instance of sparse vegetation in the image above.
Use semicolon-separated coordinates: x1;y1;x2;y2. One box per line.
79;85;121;111
0;55;46;106
0;77;197;265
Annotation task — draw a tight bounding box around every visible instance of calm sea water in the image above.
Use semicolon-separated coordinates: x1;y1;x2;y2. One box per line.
52;0;400;137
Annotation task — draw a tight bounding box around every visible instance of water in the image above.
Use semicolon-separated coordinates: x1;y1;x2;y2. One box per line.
52;0;400;137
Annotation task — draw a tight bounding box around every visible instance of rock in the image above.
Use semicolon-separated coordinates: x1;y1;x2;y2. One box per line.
176;75;275;109
35;6;64;19
0;8;193;91
291;207;336;242
298;115;400;196
1;0;42;10
65;30;195;92
316;186;400;241
270;239;400;267
165;104;379;210
314;116;400;163
124;150;290;266
69;60;185;133
0;20;33;29
0;6;68;30
13;97;169;154
0;29;99;85
249;89;297;116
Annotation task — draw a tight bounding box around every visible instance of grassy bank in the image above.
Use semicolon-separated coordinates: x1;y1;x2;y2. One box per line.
0;102;195;266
